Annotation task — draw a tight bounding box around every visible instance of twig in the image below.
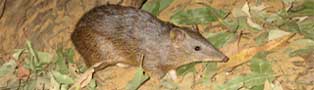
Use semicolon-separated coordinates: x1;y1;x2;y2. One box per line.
0;0;6;21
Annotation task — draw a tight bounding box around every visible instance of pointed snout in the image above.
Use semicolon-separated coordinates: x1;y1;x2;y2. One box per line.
221;56;229;62
202;54;229;62
204;51;229;62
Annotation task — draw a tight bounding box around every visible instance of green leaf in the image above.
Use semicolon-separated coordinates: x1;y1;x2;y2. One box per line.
221;19;239;32
202;63;218;84
26;40;39;62
159;0;173;12
215;76;245;90
237;16;254;31
24;40;51;72
268;29;290;41
216;52;274;90
289;0;314;16
176;63;196;76
207;32;236;48
279;20;300;33
216;73;274;90
265;13;283;24
37;51;52;64
251;51;269;60
141;0;173;16
142;0;159;15
298;18;314;40
51;71;74;85
88;79;97;90
251;85;264;90
24;58;34;71
65;48;75;64
125;68;149;90
26;40;40;71
50;72;62;90
255;31;269;46
23;79;37;90
245;73;274;88
250;5;268;22
55;47;69;74
170;7;227;25
0;60;17;77
250;52;272;74
289;46;314;57
232;16;260;32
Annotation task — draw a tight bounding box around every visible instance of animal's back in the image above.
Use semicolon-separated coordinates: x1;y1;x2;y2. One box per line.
71;5;170;67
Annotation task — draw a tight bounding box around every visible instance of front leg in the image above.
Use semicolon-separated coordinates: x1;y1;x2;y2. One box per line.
166;69;177;80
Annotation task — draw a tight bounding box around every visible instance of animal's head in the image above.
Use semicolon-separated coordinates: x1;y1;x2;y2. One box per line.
169;27;229;66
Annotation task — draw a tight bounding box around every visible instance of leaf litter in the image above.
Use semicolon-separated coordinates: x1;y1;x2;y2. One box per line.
1;0;314;90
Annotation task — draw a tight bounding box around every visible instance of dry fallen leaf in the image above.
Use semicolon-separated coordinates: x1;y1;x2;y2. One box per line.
241;2;251;17
247;17;263;30
264;80;272;90
297;69;314;85
241;2;263;30
264;80;284;90
218;34;295;72
17;62;30;80
69;65;96;90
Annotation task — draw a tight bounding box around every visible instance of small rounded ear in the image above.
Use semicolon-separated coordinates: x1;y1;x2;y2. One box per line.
170;28;186;42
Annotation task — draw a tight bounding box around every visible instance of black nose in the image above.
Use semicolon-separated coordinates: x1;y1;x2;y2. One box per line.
222;56;229;62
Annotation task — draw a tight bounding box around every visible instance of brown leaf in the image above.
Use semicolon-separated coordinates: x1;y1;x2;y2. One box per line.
17;63;30;80
303;51;314;69
263;80;272;90
218;34;295;72
69;68;94;90
296;69;314;84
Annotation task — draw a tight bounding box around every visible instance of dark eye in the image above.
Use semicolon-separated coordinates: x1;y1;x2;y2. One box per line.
194;46;201;51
